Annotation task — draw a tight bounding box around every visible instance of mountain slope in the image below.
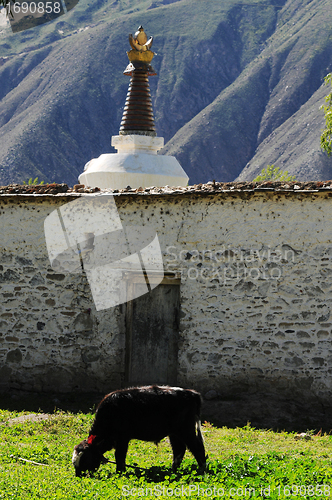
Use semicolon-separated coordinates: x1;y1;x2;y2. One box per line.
0;0;331;185
237;84;332;181
163;0;332;183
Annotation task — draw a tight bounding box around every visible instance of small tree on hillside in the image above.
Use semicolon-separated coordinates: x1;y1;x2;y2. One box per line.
253;164;296;182
320;73;332;157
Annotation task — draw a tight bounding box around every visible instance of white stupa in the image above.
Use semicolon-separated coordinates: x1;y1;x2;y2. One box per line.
78;26;188;190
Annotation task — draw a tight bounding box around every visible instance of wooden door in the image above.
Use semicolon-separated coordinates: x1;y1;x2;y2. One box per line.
125;276;180;386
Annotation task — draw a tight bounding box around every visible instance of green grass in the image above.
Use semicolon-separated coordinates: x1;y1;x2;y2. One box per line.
0;411;332;499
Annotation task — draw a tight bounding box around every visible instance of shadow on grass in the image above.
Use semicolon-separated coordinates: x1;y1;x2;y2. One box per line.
95;463;209;483
2;390;331;432
0;391;104;414
93;456;283;483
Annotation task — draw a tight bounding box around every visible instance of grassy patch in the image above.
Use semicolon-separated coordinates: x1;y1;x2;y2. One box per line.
1;412;332;499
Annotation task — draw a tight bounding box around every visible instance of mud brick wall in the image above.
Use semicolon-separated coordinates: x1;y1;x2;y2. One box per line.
1;189;332;404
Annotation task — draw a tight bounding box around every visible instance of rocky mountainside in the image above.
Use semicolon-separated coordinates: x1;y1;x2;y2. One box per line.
0;0;332;186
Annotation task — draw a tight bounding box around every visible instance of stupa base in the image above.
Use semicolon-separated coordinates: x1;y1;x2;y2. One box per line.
78;135;189;189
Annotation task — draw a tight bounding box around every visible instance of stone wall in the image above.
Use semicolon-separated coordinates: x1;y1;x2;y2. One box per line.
0;195;125;393
116;189;332;405
1;188;332;421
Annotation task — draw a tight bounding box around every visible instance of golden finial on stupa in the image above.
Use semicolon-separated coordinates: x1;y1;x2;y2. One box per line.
129;26;153;52
124;26;156;76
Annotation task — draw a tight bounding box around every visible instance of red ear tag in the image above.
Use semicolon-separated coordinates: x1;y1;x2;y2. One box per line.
88;434;96;445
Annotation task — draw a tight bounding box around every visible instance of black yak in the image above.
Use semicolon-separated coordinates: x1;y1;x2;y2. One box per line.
72;385;206;476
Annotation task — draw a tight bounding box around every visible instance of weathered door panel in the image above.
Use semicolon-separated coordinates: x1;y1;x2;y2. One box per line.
126;280;180;386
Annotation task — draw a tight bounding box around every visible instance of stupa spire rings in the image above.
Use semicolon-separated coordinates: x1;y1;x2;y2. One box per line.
121;25;157;136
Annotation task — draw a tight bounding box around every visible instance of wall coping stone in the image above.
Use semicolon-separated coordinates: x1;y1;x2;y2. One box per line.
1;180;332;197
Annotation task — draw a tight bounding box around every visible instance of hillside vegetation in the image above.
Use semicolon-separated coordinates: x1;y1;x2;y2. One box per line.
0;0;332;185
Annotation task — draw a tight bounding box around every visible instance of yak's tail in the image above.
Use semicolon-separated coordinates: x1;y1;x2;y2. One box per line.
195;417;204;443
194;391;203;439
194;393;207;467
